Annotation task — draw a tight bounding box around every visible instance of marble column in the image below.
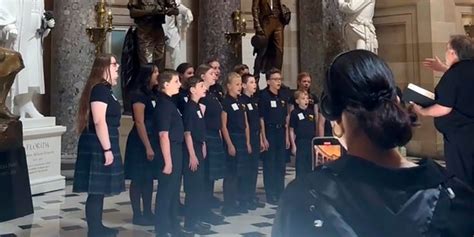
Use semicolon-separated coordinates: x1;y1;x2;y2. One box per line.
298;0;346;94
198;0;241;78
51;0;96;160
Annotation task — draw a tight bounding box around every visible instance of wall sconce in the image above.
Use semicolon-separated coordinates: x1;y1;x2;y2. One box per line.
86;0;114;55
225;10;246;57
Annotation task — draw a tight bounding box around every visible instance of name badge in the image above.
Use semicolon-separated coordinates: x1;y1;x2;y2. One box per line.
151;100;156;108
197;110;203;118
184;96;188;102
247;103;254;111
270;100;277;108
231;103;239;111
298;113;305;120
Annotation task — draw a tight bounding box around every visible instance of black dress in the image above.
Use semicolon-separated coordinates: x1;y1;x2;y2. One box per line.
73;83;125;196
124;89;158;182
434;59;474;188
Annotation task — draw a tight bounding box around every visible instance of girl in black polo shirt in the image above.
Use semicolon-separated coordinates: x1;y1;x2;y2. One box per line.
153;70;184;236
197;64;226;222
221;72;252;216
124;64;159;226
74;54;124;237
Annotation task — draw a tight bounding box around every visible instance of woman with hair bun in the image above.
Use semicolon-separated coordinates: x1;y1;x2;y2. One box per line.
272;50;474;237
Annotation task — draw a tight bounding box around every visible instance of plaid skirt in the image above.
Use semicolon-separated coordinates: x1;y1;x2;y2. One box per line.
73;128;125;196
124;126;159;181
226;133;253;177
205;129;226;180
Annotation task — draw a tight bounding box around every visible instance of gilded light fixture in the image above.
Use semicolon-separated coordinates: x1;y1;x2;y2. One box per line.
86;0;114;55
225;10;247;57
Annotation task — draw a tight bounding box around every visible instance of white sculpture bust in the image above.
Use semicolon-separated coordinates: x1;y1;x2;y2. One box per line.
338;0;378;53
0;0;55;119
163;0;193;69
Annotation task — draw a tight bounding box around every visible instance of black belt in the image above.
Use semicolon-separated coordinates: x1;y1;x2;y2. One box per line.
267;123;285;129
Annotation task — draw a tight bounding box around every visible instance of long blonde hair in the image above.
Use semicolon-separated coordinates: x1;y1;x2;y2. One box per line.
76;53;116;133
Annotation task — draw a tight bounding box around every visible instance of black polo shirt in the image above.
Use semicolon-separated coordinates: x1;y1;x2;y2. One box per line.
172;87;189;114
259;87;288;125
434;59;474;135
289;106;316;140
240;94;260;133
200;89;223;131
153;92;184;143
129;89;156;123
183;100;206;143
222;94;246;134
88;83;121;130
209;84;225;102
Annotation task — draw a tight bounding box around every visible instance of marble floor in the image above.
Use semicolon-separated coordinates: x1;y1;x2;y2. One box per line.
0;167;296;237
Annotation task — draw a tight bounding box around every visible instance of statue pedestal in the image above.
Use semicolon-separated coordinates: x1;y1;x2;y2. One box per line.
0;119;33;222
22;117;66;195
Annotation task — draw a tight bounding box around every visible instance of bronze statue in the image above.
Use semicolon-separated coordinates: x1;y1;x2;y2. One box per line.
128;0;179;69
252;0;290;78
0;47;24;120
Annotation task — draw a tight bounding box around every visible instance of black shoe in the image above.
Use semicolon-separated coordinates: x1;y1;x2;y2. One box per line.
209;196;222;208
255;199;266;208
247;200;258;210
101;226;119;235
237;201;249;213
87;227;116;237
143;212;155;220
133;215;154;226
266;196;278;205
184;221;212;233
197;221;211;230
155;232;173;237
271;196;280;205
247;201;257;211
201;211;224;224
221;206;240;216
88;230;113;237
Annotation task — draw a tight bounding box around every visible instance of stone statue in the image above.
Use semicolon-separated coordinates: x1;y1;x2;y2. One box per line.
252;0;290;78
163;0;193;69
0;0;55;118
128;0;179;69
338;0;378;53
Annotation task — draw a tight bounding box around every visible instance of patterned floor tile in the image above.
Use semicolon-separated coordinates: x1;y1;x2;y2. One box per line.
261;214;276;219
61;208;81;212
251;222;272;228
40;215;62;220
0;169;298;236
18;224;41;230
61;225;84;231
241;232;267;237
